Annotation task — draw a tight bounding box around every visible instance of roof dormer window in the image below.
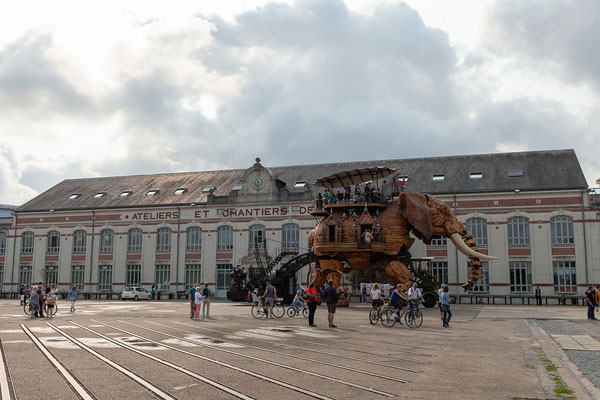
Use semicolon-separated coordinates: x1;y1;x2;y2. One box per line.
145;189;159;196
231;184;243;191
173;188;187;195
68;193;81;200
119;190;132;197
470;172;483;179
93;192;106;198
294;181;307;188
432;174;445;181
202;186;216;193
508;169;523;177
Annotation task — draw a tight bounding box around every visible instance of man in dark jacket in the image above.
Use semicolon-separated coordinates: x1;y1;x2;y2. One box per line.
324;280;339;328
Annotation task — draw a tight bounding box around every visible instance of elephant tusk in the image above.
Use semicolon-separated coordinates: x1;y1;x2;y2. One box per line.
449;233;498;261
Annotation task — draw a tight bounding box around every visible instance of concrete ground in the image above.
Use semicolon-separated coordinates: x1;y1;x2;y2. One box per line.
1;299;599;400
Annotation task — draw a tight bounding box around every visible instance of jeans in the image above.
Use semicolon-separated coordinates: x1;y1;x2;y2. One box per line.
442;304;452;326
308;302;317;325
588;304;596;319
362;294;366;303
536;296;542;306
202;298;210;318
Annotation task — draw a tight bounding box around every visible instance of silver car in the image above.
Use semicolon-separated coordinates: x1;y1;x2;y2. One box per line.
121;287;151;301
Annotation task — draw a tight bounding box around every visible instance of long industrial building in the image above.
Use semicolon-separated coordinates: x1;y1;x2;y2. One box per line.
0;150;598;300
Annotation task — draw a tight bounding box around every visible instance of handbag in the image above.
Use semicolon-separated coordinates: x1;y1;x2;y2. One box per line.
47;297;56;305
304;292;315;301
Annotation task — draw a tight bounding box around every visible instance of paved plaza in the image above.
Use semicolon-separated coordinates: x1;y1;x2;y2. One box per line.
1;300;599;400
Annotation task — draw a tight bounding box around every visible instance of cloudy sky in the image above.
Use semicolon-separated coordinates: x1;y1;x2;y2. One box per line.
1;0;599;205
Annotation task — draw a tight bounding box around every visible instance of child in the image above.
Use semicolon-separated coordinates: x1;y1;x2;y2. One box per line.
67;285;78;312
293;290;304;311
194;287;205;320
46;286;56;318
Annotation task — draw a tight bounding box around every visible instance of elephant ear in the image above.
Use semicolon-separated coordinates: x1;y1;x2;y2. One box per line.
399;191;433;243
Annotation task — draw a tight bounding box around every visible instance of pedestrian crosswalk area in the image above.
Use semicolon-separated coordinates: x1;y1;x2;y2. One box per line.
550;334;600;351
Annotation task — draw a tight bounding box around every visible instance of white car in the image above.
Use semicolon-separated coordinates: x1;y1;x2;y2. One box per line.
121;287;152;301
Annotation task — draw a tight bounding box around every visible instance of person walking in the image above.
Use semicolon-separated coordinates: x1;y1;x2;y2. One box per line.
441;286;452;327
535;286;542;306
437;285;444;320
261;281;277;319
189;282;198;319
361;286;367;303
586;287;597;321
151;285;156;300
201;282;211;319
19;285;26;306
303;283;320;327
67;286;78;312
37;283;45;318
324;281;339;328
29;285;40;318
194;287;205;320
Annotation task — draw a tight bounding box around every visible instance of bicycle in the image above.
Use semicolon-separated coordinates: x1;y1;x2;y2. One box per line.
369;297;389;325
45;302;58;316
382;300;423;328
251;297;285;319
287;302;309;318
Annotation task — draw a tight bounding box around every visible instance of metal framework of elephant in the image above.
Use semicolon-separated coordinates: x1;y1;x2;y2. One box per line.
308;190;497;292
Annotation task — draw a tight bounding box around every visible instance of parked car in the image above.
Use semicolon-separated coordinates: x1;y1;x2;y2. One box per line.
121;287;151;301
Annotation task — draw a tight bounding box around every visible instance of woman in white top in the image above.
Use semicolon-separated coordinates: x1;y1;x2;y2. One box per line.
370;283;384;316
194;287;205;320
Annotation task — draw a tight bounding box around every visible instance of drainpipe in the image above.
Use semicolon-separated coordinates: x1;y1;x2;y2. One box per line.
581;189;589;286
89;209;96;293
453;192;459;297
10;213;18;292
176;206;181;295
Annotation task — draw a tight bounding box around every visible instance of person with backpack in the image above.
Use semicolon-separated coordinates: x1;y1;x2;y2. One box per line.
201;282;211;319
45;286;56;318
303;282;320;327
323;280;339;328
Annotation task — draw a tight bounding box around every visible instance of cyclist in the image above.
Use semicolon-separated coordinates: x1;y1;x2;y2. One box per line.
390;284;408;323
407;282;424;310
292;290;304;312
370;283;384;317
261;281;277;319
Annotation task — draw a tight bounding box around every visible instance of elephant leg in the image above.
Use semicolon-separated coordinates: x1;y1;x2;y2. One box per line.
459;229;484;291
385;260;414;292
311;260;343;289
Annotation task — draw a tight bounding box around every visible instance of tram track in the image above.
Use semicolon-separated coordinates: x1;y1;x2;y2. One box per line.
0;337;16;400
44;322;177;400
20;324;97;400
67;321;257;400
94;319;399;397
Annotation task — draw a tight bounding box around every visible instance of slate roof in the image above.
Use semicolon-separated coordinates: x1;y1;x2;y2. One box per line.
16;149;587;212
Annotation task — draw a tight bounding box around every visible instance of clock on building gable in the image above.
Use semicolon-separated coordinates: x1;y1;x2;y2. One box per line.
242;158;271;195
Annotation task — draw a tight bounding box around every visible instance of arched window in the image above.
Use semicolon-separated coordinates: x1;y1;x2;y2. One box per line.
282;223;299;252
0;231;6;255
21;232;34;254
73;230;87;253
128;228;142;253
507;217;530;246
470;262;489;293
99;229;114;253
465;218;487;247
550;216;574;245
186;227;202;251
47;231;60;253
156;228;172;252
217;226;233;251
249;224;265;250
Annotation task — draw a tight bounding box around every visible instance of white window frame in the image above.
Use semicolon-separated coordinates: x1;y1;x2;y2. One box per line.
99;229;114;253
469;262;489;293
509;261;532;293
47;231;61;254
98;265;112;292
21;232;35;254
466;218;488;246
71;265;85;289
156;228;172;253
217;226;233;251
44;265;58;288
185;264;201;288
126;265;142;287
216;264;232;291
428;237;447;247
0;231;6;255
507;217;530;246
431;261;448;285
0;264;3;291
282;223;299;252
249;224;265;250
551;216;574;245
19;265;32;286
73;230;87;253
553;261;576;293
128;229;142;253
186;227;202;251
155;265;170;291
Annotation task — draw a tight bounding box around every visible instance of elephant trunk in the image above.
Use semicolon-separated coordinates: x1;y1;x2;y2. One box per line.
449;231;497;292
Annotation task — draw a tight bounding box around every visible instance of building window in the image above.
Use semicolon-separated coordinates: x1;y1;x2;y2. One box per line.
217;264;232;291
98;265;112;292
469;262;489;293
553;261;576;293
466;218;488;246
185;264;201;288
71;265;85;289
128;229;142;253
217;226;233;251
249;225;265;250
20;265;32;286
0;231;6;255
186;227;202;251
282;223;299;252
99;230;114;253
509;261;532;293
47;231;61;253
126;265;141;287
73;230;87;253
21;232;35;254
432;174;445;181
155;265;170;291
507;217;530;246
119;190;132;197
156;228;172;253
551;216;574;245
0;265;3;291
44;266;58;288
145;189;159;196
429;237;447;247
431;261;448;285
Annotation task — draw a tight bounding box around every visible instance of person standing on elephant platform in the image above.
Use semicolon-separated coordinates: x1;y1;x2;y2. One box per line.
324;281;339;328
354;184;361;203
344;184;351;203
441;286;452;327
303;283;320;327
535;286;542;306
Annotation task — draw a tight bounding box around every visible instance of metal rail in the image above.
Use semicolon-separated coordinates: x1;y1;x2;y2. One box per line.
0;337;16;400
